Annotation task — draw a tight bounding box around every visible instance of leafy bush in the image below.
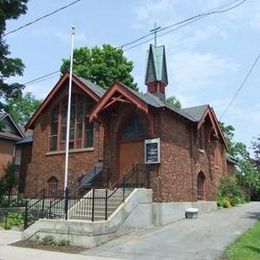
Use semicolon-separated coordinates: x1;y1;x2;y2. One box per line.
57;239;70;246
0;211;24;229
41;235;56;246
217;176;246;207
40;236;70;247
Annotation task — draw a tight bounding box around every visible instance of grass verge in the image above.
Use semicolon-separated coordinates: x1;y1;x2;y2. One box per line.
223;220;260;260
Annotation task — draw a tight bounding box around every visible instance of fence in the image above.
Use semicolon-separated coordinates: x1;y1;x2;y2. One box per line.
24;163;150;229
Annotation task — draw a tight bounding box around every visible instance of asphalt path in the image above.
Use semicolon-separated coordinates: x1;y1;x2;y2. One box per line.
0;202;259;260
82;202;260;260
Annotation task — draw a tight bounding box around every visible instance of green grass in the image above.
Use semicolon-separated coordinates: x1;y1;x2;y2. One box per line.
225;221;260;260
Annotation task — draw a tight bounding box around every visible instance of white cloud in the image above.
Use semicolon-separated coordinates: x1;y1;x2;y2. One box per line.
168;50;239;94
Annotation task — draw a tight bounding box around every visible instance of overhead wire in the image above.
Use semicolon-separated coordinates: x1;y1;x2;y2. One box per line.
220;52;260;119
14;0;247;87
3;0;81;37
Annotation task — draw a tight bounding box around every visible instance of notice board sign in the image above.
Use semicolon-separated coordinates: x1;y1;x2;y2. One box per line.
144;138;160;164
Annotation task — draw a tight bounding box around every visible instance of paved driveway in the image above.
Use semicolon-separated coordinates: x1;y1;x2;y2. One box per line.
0;202;259;260
82;202;260;260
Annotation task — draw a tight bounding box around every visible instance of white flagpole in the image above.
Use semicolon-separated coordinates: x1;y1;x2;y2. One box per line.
64;26;75;191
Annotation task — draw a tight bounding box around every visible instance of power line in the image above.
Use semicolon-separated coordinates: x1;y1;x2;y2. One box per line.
21;0;248;86
220;52;260;119
22;70;60;85
119;0;247;50
3;0;81;37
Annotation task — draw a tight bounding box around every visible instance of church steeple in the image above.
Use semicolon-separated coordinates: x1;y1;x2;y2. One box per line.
145;44;168;99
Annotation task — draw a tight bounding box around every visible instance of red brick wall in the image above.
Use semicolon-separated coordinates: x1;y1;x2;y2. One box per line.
23;88;104;198
0;139;15;178
157;109;228;202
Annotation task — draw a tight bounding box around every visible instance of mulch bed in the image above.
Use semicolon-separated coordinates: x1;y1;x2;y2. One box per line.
11;240;87;254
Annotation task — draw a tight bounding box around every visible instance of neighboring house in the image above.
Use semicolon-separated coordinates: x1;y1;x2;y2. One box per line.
23;73;105;197
0;112;24;179
21;44;236;206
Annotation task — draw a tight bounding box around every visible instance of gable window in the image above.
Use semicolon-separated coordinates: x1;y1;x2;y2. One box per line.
49;94;94;151
198;126;205;150
197;171;206;200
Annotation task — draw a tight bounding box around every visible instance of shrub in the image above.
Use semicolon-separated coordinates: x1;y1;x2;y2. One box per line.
57;239;70;246
217;176;246;207
41;235;56;246
0;211;24;229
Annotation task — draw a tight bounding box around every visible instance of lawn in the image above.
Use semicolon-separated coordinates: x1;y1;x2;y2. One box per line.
224;220;260;260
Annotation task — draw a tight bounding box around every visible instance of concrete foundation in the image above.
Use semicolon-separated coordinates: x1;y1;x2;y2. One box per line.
152;201;217;225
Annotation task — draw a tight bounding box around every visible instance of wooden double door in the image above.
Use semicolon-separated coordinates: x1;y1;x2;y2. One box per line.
118;141;144;177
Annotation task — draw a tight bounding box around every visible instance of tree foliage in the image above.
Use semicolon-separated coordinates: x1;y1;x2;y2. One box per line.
166;96;182;108
219;122;260;201
252;135;260;170
60;44;137;90
0;0;28;109
0;162;17;205
6;92;41;126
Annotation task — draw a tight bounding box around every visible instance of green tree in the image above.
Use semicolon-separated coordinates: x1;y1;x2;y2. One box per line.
0;162;17;205
6;92;41;126
0;0;28;109
219;122;260;200
252;135;260;170
60;44;137;90
166;96;182;108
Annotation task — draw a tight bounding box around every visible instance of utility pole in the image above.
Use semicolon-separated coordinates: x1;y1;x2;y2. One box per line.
150;22;161;47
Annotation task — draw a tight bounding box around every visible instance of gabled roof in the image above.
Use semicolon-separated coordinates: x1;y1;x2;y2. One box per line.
182;105;209;122
90;82;149;121
16;135;33;144
145;44;168;85
184;104;228;148
0;112;24;139
25;73;105;130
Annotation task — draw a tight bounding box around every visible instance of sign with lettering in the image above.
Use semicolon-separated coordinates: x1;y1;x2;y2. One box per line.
144;138;160;164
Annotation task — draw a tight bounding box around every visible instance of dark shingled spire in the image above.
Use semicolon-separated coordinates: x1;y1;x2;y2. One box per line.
145;44;168;100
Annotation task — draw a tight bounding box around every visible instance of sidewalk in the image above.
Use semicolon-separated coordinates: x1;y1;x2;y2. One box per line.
0;202;259;260
0;230;113;260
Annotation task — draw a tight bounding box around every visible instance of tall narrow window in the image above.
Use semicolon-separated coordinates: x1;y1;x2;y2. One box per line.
50;106;58;151
49;94;94;151
47;176;58;196
197;171;206;200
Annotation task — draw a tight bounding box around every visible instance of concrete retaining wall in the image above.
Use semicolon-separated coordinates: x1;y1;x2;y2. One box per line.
22;189;153;248
22;189;217;248
152;201;217;225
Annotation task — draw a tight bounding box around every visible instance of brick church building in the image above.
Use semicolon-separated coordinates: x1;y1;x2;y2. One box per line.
22;44;236;206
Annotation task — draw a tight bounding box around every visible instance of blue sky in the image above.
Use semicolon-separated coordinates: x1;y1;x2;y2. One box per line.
4;0;260;152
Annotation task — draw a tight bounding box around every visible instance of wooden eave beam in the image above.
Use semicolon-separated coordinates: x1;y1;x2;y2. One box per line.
90;83;148;121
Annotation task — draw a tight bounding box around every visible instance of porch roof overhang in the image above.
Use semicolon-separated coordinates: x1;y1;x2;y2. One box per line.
90;82;149;122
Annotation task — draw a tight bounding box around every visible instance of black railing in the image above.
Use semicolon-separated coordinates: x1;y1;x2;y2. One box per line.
24;163;149;229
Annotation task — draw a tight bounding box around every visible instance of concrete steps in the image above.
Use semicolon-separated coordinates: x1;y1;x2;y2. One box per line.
68;188;133;221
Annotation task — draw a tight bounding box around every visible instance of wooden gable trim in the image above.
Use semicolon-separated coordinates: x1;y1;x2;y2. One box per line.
90;82;148;121
210;107;228;149
25;73;100;130
197;106;227;149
